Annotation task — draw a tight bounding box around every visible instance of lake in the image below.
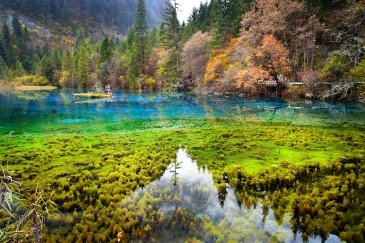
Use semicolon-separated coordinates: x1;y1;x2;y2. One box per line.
0;90;364;242
1;90;364;134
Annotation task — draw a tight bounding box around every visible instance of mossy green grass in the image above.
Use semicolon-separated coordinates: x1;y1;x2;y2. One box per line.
1;120;363;181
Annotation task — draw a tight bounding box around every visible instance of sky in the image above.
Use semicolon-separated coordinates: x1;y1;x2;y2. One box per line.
176;0;209;23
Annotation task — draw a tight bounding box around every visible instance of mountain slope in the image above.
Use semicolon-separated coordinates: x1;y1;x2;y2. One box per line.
0;0;167;33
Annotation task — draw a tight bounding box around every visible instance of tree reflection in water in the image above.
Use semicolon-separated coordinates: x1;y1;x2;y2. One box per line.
116;149;342;242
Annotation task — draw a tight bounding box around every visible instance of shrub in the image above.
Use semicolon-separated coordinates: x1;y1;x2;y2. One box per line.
350;58;365;82
145;77;157;91
13;75;49;86
322;54;348;81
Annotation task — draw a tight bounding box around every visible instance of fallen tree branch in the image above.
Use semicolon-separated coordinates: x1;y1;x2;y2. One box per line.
320;82;365;100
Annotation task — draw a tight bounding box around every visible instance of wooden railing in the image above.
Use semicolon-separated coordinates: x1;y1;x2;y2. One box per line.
257;80;304;87
257;80;279;87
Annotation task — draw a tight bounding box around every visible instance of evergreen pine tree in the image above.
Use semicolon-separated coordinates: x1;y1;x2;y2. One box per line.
147;26;158;56
161;0;182;89
135;0;147;66
2;22;11;48
126;27;140;82
40;55;55;84
0;56;8;80
60;51;73;87
163;0;181;52
12;15;22;38
0;35;6;64
23;26;31;42
99;37;111;65
76;48;91;88
158;22;166;46
1;22;16;67
211;0;228;48
13;60;26;77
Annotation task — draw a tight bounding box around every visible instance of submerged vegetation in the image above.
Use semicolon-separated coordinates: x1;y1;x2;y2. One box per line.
0;118;364;241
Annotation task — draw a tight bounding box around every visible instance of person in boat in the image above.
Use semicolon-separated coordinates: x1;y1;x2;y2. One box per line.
105;84;111;94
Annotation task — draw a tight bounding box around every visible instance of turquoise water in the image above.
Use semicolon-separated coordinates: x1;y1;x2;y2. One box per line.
1;90;364;134
1;90;365;242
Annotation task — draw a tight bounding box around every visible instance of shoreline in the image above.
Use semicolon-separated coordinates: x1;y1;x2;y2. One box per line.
0;83;364;103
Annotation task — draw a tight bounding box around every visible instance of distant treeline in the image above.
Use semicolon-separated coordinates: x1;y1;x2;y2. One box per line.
0;0;364;100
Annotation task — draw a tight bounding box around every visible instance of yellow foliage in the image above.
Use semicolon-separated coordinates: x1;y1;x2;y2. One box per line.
204;39;238;85
62;37;75;47
146;77;157;91
60;71;70;87
255;50;264;58
13;75;49;86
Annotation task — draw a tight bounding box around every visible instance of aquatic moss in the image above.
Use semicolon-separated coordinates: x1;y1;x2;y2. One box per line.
0;120;364;241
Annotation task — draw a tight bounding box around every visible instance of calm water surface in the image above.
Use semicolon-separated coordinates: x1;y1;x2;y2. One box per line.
0;90;364;134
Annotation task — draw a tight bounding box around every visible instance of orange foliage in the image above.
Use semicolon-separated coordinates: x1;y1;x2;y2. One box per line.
240;0;306;46
204;39;238;86
255;35;290;75
236;35;290;91
239;0;320;70
236;68;267;91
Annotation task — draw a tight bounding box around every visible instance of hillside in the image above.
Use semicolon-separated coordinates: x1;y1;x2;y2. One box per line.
0;0;167;33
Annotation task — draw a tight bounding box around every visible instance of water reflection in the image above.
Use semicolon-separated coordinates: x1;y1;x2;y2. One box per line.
120;149;341;242
0;91;364;133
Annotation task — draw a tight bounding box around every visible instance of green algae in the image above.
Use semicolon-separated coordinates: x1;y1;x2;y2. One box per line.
0;119;364;242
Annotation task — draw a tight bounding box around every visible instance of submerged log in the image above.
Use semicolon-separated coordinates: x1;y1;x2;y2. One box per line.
73;93;112;100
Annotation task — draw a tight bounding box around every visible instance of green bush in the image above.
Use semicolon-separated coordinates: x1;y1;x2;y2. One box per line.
350;58;365;82
322;54;348;81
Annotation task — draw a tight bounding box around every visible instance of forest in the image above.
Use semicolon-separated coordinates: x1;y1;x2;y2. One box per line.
0;0;165;32
0;0;364;100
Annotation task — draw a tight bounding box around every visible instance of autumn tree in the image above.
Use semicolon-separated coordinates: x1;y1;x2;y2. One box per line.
182;31;212;89
236;35;290;91
253;35;290;81
240;0;320;72
204;38;238;91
